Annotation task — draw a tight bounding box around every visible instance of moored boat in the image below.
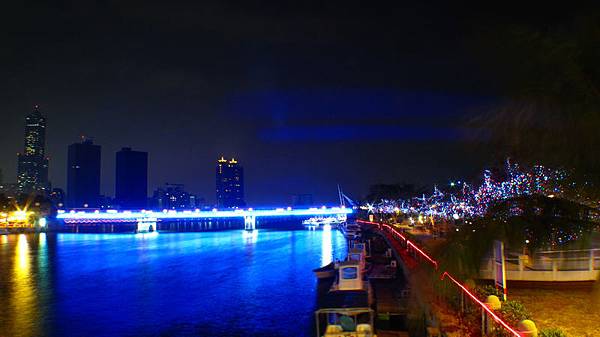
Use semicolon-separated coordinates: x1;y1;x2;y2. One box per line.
313;262;336;279
339;222;361;240
316;260;376;336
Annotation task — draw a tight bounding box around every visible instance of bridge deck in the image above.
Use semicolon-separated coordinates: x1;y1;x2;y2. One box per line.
57;207;353;223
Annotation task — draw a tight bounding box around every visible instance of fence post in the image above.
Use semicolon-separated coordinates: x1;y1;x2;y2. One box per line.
481;308;486;336
590;250;595;272
481;308;491;336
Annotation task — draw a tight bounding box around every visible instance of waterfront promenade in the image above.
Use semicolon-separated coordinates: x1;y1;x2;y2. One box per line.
359;219;600;336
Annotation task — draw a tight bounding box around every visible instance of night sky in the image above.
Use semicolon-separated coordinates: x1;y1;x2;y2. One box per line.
0;2;592;205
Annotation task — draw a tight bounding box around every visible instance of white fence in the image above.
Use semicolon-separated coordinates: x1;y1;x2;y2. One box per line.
480;249;600;282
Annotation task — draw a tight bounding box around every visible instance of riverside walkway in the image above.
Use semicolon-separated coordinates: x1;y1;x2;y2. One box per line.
357;220;523;337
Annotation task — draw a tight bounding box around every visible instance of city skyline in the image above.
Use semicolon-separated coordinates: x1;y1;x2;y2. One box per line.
5;107;284;207
5;105;400;205
1;100;492;206
6;107;247;204
1;2;597;206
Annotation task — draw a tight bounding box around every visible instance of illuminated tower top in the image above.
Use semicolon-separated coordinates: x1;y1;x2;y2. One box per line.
23;105;47;157
216;156;245;208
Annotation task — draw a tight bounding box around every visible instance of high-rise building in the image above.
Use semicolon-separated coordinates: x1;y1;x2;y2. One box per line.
115;147;148;209
216;156;245;208
0;183;19;197
67;139;101;208
151;183;199;210
17;106;50;194
49;188;65;208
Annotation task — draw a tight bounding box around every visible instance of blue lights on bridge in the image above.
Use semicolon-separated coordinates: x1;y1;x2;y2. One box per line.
56;206;353;222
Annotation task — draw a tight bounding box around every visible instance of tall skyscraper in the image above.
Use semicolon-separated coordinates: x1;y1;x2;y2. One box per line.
17;106;50;194
216;156;245;208
67;139;101;208
115;147;148;209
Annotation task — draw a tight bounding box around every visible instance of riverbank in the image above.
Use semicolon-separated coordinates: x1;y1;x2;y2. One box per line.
359;222;479;336
375;220;600;336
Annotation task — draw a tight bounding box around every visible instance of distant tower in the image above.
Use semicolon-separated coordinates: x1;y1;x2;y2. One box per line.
216;156;245;208
115;147;148;209
17;105;50;194
67;139;101;208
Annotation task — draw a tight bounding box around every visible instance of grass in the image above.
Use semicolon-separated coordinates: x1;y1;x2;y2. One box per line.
509;284;600;337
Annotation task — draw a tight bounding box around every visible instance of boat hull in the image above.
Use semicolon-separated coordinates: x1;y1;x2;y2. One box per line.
313;262;336;279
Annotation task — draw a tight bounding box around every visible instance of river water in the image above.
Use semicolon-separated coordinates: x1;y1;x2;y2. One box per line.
0;228;347;337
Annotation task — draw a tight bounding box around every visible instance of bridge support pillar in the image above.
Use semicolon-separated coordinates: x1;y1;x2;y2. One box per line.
244;215;256;231
136;219;157;233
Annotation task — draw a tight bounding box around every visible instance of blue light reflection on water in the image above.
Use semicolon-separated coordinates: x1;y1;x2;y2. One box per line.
0;229;347;337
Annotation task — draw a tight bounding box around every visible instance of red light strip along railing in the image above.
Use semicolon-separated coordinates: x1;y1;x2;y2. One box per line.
357;220;437;269
441;272;520;337
357;219;520;336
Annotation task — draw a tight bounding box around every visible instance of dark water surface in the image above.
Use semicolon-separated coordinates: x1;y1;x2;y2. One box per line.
0;228;347;337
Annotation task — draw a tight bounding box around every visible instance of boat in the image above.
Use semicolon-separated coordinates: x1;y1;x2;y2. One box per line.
347;247;366;272
339;222;361;240
304;217;343;230
315;260;376;336
313;262;336;279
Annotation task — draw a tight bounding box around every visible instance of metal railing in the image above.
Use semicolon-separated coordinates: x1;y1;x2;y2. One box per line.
481;248;600;282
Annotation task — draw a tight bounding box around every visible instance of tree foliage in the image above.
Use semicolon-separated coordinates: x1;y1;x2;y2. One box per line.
436;195;598;279
470;9;600;184
499;300;531;326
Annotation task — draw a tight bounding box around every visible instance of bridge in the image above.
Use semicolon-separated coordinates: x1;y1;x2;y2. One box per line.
56;206;353;232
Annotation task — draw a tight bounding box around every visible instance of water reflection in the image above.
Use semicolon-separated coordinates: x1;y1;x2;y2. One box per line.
134;231;159;240
37;233;47;270
242;229;259;245
0;229;347;337
11;234;40;337
321;225;333;266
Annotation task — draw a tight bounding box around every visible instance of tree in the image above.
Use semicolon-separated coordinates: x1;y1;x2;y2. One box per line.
436;195;598;279
469;9;600;190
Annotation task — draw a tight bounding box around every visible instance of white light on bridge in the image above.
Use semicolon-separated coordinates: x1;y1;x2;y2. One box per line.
56;207;353;222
